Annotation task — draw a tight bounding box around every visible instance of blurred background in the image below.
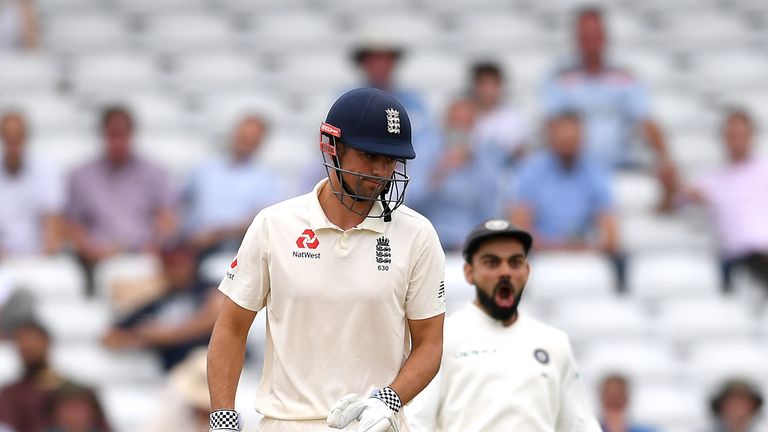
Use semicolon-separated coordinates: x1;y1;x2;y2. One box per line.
1;0;767;431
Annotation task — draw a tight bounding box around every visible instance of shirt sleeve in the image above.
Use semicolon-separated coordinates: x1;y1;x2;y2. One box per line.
591;166;614;212
405;222;446;320
217;211;271;312
512;156;540;205
556;336;602;432
406;361;443;432
542;75;569;115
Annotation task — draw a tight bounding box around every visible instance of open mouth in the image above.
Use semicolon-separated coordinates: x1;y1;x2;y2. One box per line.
494;283;516;308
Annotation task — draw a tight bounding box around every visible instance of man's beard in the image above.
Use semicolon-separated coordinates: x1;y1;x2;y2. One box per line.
22;359;47;379
476;279;524;322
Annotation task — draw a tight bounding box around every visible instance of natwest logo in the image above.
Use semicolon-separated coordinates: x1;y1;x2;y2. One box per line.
296;229;320;249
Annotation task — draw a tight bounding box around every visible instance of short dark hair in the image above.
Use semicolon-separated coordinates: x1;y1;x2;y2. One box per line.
547;110;582;125
723;107;754;129
472;62;504;83
15;320;50;340
576;6;603;22
100;105;134;131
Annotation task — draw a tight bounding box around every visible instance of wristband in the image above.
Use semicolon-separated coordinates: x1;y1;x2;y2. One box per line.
209;409;241;431
372;387;402;413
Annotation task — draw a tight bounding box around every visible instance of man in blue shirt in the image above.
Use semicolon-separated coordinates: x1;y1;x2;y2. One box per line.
508;112;624;290
543;7;675;185
182;115;283;256
408;99;499;251
352;40;442;210
599;374;659;432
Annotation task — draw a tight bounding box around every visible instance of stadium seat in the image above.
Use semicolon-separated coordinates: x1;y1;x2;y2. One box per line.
453;13;553;54
0;94;90;136
611;171;661;214
620;212;716;253
397;54;468;95
0;256;85;302
630;383;708;431
137;131;212;182
99;383;164;432
43;13;131;54
0;341;21;387
29;133;100;176
653;93;716;133
140;13;238;55
547;298;650;345
212;0;309;15
0;53;59;95
171;53;267;97
68;53;163;100
35;299;112;343
617;49;681;90
111;0;209;16
194;91;290;139
52;343;164;386
246;12;345;54
686;51;768;95
686;341;768;390
627;251;721;300
348;13;446;52
653;297;757;344
275;52;358;94
654;13;754;52
525;252;617;301
114;93;191;134
579;340;683;385
668;130;725;174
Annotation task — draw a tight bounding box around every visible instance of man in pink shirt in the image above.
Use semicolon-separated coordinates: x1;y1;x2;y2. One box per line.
663;109;768;292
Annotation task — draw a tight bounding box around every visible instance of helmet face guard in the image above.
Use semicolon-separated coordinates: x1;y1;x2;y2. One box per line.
320;122;409;221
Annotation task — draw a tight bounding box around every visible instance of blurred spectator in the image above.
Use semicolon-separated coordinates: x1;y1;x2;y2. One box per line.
0;282;35;340
66;106;177;293
351;39;441;207
0;111;64;257
508;112;624;290
599;374;658;432
102;243;222;371
705;379;764;432
183;115;282;257
408;99;498;251
0;322;109;432
470;61;531;167
661;110;768;292
0;0;39;51
45;383;111;432
542;7;676;194
146;348;210;431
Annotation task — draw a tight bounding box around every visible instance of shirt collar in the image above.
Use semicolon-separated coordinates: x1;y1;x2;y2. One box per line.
308;178;387;234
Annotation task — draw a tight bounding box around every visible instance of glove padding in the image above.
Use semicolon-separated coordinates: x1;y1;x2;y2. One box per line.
327;394;399;432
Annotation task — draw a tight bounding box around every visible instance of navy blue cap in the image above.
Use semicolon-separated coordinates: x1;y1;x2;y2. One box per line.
324;88;415;160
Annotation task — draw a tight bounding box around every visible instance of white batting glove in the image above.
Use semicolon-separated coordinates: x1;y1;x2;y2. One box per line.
327;388;401;432
209;409;241;431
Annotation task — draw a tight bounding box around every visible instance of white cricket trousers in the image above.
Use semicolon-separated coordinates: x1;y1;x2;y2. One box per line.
256;416;410;432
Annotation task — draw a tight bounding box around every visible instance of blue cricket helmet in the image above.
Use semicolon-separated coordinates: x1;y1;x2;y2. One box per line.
324;88;415;160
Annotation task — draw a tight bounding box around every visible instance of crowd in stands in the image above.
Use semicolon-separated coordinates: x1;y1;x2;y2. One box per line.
1;0;767;431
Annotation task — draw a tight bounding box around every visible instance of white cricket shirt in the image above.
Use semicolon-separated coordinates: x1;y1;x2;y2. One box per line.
407;302;601;432
219;179;446;420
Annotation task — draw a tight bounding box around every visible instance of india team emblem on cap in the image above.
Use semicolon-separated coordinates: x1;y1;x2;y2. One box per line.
385;108;400;134
485;219;509;231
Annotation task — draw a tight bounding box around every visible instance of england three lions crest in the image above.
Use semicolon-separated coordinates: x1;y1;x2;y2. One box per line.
376;236;392;271
385;109;400;134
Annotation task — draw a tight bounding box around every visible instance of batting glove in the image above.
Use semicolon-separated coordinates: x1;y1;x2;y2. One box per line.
209;409;241;432
327;388;401;432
